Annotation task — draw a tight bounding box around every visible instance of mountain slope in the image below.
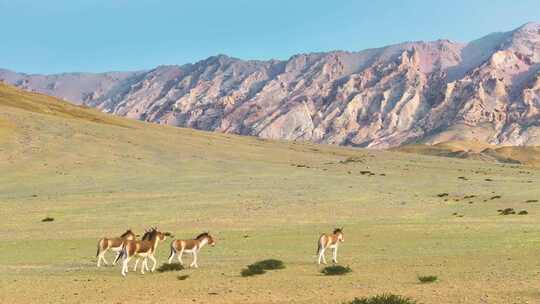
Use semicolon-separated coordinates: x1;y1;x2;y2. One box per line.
2;23;540;148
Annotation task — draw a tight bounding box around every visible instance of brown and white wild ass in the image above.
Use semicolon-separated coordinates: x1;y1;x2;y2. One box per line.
168;232;215;268
115;227;167;276
317;228;344;264
96;229;136;267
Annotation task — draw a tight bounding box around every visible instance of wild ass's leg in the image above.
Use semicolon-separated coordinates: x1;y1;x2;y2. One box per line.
317;247;326;265
141;258;147;274
177;247;185;265
97;240;108;267
132;258;140;271
167;245;176;264
149;255;157;272
319;247;327;265
332;246;338;264
112;252;121;265
121;256;130;277
99;252;109;267
190;250;198;268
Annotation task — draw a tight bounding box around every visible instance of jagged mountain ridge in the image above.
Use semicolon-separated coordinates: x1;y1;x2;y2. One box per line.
2;22;540;148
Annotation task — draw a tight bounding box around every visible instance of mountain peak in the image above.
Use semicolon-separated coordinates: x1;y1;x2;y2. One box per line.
3;23;540;148
517;21;540;31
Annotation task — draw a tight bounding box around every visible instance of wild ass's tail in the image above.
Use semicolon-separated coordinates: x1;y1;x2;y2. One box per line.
316;236;322;255
114;242;127;264
168;242;175;262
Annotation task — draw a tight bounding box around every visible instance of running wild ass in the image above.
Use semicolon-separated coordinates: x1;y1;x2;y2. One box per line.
168;232;215;268
96;229;136;267
115;227;167;276
317;228;344;264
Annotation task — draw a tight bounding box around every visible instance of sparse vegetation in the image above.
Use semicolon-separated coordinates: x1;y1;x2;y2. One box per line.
321;265;352;276
518;210;529;215
525;199;538;203
417;275;438;283
2;83;540;303
498;208;516;215
340;157;364;164
344;294;417;304
156;263;184;272
177;275;189;280
41;217;54;222
437;193;449;197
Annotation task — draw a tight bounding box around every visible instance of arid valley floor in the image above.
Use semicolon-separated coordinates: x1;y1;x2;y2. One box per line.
2;84;540;303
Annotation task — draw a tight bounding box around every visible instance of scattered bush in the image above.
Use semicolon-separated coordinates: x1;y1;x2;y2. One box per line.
321;265;352;276
498;208;516;215
437;193;449;198
41;217;54;222
458;176;468;180
518;210;529;215
485;178;493;182
340;157;364;164
417;275;438;283
525;199;538;203
345;293;417;304
177;275;189;280
490;195;501;200
156;263;184;273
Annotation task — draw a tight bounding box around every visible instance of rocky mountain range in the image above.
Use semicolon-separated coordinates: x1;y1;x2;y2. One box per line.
2;22;540;148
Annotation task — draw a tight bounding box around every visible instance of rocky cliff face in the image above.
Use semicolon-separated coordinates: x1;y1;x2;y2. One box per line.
2;23;540;148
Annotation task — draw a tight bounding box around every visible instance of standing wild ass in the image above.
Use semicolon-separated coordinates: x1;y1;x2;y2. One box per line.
96;229;136;267
168;232;215;268
317;228;344;264
115;227;167;276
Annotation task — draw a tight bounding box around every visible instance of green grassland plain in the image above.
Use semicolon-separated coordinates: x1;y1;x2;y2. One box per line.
1;84;540;303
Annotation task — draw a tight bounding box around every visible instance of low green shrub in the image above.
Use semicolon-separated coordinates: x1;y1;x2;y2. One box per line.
417;275;438;283
345;294;417;304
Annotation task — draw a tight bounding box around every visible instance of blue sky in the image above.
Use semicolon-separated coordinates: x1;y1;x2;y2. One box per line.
1;0;539;74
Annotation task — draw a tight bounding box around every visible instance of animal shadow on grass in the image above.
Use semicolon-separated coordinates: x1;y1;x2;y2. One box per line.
157;263;184;273
321;265;352;276
241;259;285;277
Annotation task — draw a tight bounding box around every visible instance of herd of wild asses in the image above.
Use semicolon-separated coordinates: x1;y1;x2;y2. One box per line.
96;227;344;277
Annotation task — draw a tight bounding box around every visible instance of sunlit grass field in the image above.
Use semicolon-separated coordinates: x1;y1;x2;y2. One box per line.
1;84;540;303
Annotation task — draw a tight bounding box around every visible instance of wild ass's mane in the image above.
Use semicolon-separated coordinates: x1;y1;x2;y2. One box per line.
120;229;133;238
333;228;343;234
142;228;158;241
195;232;209;240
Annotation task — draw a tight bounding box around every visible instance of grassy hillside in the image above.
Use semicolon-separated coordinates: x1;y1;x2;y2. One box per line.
395;140;540;166
1;83;540;303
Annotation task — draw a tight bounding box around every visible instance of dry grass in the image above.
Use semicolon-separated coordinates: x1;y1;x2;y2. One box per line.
1;83;540;303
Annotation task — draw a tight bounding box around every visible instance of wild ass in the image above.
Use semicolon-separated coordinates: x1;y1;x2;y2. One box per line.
168;232;215;268
115;227;167;276
317;228;344;264
96;229;136;267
